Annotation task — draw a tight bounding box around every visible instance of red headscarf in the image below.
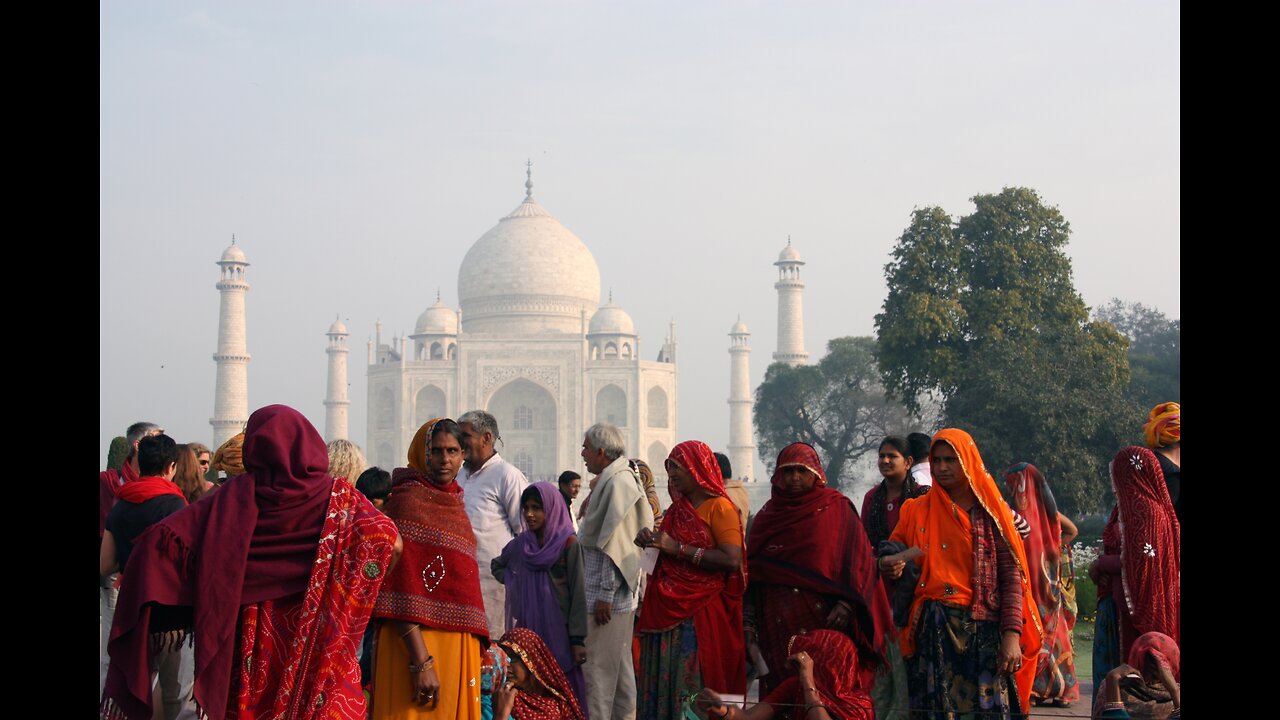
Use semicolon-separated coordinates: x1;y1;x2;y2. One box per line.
639;439;746;693
1127;631;1179;682
667;440;728;496
103;405;342;720
762;630;875;720
497;628;586;720
1110;446;1180;654
747;443;894;684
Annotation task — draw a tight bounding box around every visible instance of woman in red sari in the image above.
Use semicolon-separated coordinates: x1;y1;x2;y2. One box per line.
746;443;902;716
101;404;401;720
1004;462;1079;706
492;627;587;720
697;630;874;720
635;440;746;720
1107;446;1180;664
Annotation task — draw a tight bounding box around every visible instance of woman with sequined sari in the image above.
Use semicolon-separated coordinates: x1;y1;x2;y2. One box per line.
371;418;491;720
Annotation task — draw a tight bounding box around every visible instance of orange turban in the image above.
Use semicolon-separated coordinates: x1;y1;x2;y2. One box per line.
212;432;246;476
1142;402;1180;449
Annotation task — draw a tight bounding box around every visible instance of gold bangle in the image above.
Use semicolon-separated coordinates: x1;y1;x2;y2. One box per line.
409;656;435;673
400;623;420;638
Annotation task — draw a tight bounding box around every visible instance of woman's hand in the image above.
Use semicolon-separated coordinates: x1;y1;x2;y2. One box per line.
694;688;731;719
410;666;441;707
788;650;816;685
996;631;1022;675
878;553;905;580
493;680;518;720
572;645;587;666
635;527;655;548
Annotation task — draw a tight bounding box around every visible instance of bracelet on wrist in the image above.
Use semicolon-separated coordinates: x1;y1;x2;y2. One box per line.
408;656;435;673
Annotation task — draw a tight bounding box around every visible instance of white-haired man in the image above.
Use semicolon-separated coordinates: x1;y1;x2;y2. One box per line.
578;422;652;720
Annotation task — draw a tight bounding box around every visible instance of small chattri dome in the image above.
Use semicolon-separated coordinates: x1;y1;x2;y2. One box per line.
730;318;749;334
777;241;802;264
328;316;348;334
588;302;636;336
415;300;458;335
220;242;247;264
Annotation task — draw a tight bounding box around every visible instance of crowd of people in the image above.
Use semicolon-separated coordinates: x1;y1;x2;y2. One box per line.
100;401;1179;720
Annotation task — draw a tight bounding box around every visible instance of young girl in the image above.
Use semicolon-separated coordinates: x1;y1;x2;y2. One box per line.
492;483;588;713
861;436;929;551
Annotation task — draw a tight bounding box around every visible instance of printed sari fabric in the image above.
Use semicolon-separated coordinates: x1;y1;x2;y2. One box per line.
889;429;1041;715
638;440;746;705
1004;463;1078;703
230;480;399;718
762;630;874;720
498;627;586;720
1109;447;1180;660
102;404;397;720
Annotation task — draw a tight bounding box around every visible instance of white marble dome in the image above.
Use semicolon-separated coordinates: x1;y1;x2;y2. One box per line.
730;318;749;334
457;188;601;334
220;242;247;264
589;301;636;336
777;241;802;264
414;300;458;335
328;316;348;334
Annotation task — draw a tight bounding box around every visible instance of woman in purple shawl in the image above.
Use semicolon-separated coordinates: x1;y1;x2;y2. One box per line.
492;482;589;714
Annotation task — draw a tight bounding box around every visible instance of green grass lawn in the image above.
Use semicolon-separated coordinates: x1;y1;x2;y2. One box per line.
1073;619;1094;687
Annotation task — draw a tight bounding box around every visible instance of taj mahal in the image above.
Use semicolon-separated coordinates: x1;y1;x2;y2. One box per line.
209;166;810;487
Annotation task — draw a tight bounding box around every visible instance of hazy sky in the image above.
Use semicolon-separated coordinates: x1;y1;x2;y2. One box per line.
100;1;1179;482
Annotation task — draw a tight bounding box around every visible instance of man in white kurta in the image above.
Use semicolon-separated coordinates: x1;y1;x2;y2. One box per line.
457;410;529;639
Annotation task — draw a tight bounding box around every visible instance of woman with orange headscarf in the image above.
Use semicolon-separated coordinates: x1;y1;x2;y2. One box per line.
634;440;746;720
371;418;490;720
1004;462;1078;706
879;429;1041;718
746;443;902;718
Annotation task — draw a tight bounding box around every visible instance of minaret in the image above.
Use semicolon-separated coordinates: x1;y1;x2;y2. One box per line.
211;237;251;446
324;315;350;441
728;317;755;482
773;237;808;365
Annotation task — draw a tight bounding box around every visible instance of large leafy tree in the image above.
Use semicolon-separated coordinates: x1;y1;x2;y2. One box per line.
753;336;914;491
875;187;1132;514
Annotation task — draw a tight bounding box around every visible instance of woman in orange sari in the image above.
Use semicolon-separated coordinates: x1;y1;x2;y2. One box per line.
1004;462;1078;706
879;429;1041;719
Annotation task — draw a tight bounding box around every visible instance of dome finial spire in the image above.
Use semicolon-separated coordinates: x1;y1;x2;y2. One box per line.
787;234;791;246
609;288;613;303
232;233;236;245
436;288;441;302
525;159;534;200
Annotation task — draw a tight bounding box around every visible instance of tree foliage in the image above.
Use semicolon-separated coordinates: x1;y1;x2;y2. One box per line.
874;187;1133;514
1093;299;1180;410
753;337;914;491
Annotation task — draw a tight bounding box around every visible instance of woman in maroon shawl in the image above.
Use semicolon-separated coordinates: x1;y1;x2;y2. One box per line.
746;443;904;717
1109;447;1180;663
101;404;401;720
698;630;874;720
1004;462;1079;706
635;440;746;720
492;627;587;720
